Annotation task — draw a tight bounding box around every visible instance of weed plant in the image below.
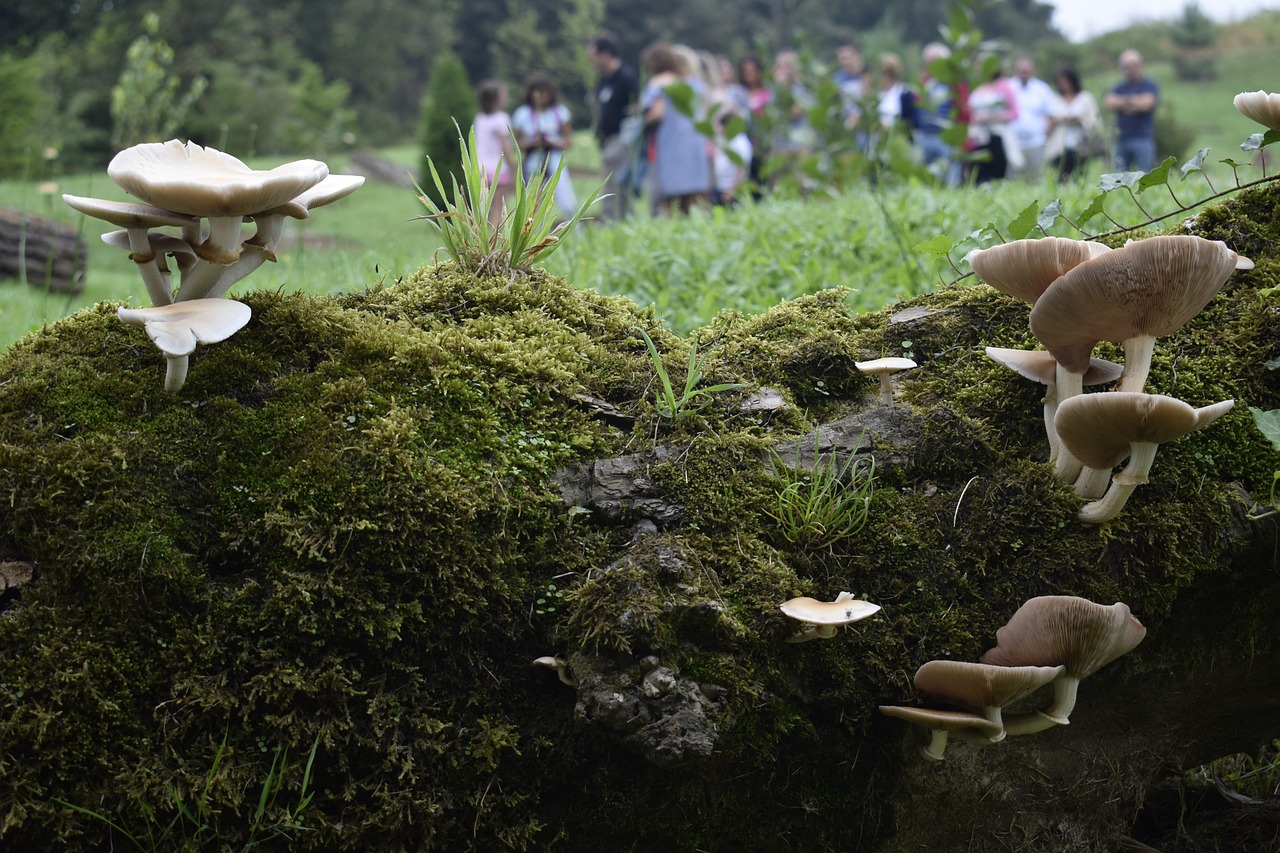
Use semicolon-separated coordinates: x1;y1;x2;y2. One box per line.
637;327;747;419
767;437;876;550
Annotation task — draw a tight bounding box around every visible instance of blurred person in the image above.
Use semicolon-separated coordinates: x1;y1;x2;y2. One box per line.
772;50;815;153
587;33;640;222
473;79;518;227
1045;67;1101;180
874;53;914;132
738;54;771;194
915;42;962;186
710;104;753;206
1104;49;1159;171
967;64;1020;184
1009;56;1056;182
511;73;578;218
641;42;711;215
834;41;865;128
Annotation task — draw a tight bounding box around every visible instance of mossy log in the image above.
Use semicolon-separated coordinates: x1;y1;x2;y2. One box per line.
0;206;86;294
0;185;1278;851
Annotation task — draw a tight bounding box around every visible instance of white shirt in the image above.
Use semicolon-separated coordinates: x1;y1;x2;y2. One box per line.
1010;76;1056;149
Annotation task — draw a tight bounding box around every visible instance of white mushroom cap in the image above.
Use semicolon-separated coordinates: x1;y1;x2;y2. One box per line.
532;656;576;687
1234;90;1280;131
856;357;917;406
780;593;881;642
879;705;1003;761
63;195;198;254
914;660;1064;741
108;140;328;265
117;298;252;393
969;237;1111;304
246;173;366;257
981;596;1146;723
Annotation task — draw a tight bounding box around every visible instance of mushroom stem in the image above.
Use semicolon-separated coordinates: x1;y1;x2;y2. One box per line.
164;354;190;393
921;729;949;762
788;623;839;643
1002;711;1061;736
1074;464;1116;500
1115;335;1157;393
878;375;895;407
124;227;173;306
1052;366;1085;480
1042;385;1061;463
1037;676;1082;725
198;215;246;265
1078;442;1157;524
980;705;1006;743
206;245;272;300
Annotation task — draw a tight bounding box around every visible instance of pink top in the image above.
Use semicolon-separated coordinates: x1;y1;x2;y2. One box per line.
474;110;513;185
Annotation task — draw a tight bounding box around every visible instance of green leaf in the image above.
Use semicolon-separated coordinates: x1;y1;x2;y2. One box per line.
927;57;956;84
1265;356;1280;370
914;235;956;257
1037;199;1062;233
1075;192;1109;227
1180;147;1211;177
1241;132;1266;152
1249;407;1280;453
1097;170;1144;191
1135;156;1177;193
940;124;968;146
1006;201;1040;240
1219;157;1247;168
723;115;747;139
664;81;696;118
1265;129;1280;148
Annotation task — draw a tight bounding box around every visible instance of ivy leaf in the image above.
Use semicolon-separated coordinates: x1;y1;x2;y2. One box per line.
1037;199;1062;233
914;235;956;257
1249;407;1280;453
1007;201;1040;240
1220;157;1247;168
1098;170;1144;191
1076;192;1109;227
1266;129;1280;148
1242;132;1266;152
1136;156;1177;193
1180;147;1211;177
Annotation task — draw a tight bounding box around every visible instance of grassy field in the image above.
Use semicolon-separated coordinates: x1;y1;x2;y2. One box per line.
2;32;1275;350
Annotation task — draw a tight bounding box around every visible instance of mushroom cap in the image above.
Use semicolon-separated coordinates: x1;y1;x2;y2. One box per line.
780;595;881;626
117;298;252;357
63;194;198;230
969;237;1112;304
108;140;329;218
878;705;1003;738
980;596;1146;680
1029;236;1245;375
914;660;1064;711
984;347;1124;387
532;656;567;670
256;173;366;220
1054;392;1229;470
1234;90;1280;131
855;357;917;374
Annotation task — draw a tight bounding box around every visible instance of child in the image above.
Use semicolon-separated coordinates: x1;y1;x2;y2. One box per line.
711;106;753;207
473;80;517;227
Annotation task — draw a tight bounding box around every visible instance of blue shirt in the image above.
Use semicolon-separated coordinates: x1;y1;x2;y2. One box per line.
1109;78;1159;140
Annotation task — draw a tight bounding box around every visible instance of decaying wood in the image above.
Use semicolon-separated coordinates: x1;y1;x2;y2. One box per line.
0;207;86;294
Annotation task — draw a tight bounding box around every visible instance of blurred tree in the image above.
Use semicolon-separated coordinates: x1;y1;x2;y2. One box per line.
111;12;207;148
1171;2;1217;81
420;52;475;207
0;51;47;177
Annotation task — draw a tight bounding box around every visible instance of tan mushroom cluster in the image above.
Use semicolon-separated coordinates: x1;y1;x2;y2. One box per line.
64;140;363;392
971;235;1249;522
880;595;1145;761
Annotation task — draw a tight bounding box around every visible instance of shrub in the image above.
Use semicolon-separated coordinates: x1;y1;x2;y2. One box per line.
419;52;474;208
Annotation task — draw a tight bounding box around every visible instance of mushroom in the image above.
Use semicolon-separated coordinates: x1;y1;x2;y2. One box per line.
1234;90;1280;131
878;705;1003;762
981;596;1147;725
107;139;328;266
532;656;576;687
913;660;1065;743
117;298;252;393
779;591;881;642
984;347;1123;463
1029;236;1248;479
855;357;917;407
968;237;1111;304
102;229;198;293
62;194;199;305
180;173;367;301
1054;392;1235;523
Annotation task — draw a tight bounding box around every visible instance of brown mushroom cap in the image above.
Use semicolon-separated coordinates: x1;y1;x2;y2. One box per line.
780;595;881;626
969;237;1111;304
1054;393;1203;471
914;660;1064;712
108;140;328;218
984;348;1123;387
1234;90;1280;131
980;596;1146;680
1029;236;1245;376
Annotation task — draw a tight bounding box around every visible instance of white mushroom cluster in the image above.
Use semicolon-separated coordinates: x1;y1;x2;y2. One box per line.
64;139;364;392
881;595;1146;761
971;235;1250;523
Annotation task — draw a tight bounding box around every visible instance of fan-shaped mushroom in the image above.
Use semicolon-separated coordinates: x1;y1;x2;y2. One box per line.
968;237;1111;304
879;705;1003;761
117;298;252;392
1234;90;1280;132
914;660;1064;743
779;592;881;642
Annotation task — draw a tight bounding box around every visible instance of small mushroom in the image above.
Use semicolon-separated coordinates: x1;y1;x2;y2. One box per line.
984;347;1123;463
779;592;881;642
913;660;1064;743
856;357;917;407
1234;90;1280;131
107;139;328;265
117;298;252;393
968;237;1111;304
981;596;1146;725
63;194;199;305
1054;393;1235;523
879;705;1003;762
532;656;576;687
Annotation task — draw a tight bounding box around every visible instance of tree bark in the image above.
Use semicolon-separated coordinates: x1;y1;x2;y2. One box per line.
0;207;86;294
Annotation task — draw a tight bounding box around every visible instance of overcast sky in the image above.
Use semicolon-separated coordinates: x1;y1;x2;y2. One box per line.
1045;0;1280;42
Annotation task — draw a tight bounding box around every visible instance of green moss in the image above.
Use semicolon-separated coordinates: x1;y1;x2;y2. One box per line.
2;188;1279;850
